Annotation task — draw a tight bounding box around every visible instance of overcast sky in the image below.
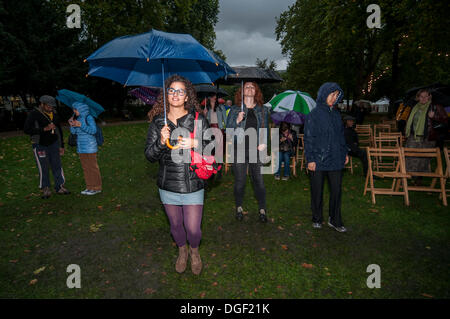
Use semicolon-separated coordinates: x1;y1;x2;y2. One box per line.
215;0;296;70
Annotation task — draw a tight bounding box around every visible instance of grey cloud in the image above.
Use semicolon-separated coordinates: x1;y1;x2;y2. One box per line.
215;0;295;69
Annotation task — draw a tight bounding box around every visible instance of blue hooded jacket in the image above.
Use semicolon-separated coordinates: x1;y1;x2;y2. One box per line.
304;82;347;171
70;102;98;154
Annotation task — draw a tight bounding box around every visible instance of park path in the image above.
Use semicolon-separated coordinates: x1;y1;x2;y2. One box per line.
0;120;148;139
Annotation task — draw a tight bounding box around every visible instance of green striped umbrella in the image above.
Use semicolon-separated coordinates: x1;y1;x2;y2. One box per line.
269;90;316;114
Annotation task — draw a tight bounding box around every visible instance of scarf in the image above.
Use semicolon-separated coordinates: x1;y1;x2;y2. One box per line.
405;101;430;140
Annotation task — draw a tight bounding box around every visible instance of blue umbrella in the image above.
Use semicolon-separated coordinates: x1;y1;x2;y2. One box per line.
56;89;105;118
85;29;235;128
85;29;235;87
271;111;305;125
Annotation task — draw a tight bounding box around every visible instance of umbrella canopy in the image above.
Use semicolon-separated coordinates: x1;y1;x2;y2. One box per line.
194;84;228;98
56;89;105;118
129;87;160;105
430;88;450;106
217;66;283;85
405;82;448;100
269;90;316;114
85;29;235;87
271;110;305;125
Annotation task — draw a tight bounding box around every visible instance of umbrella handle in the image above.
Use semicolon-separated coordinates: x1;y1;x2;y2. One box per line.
165;136;182;150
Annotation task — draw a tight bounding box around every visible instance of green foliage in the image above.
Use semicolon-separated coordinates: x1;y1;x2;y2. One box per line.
1;0;222;110
276;0;450;101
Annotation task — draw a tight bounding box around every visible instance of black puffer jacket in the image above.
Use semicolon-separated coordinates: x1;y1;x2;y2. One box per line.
145;110;210;193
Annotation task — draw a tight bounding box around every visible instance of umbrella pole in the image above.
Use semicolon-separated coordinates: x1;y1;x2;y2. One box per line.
162;60;167;125
241;80;243;112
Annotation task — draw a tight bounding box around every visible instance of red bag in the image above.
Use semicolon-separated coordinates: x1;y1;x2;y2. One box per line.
190;112;222;179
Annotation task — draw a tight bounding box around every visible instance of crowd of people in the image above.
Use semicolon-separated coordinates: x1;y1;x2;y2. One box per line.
23;78;448;276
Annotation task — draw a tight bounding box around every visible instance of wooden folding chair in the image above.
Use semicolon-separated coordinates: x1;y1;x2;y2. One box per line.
364;147;411;205
382;120;397;131
224;141;232;173
345;155;353;174
443;147;450;200
402;147;447;206
373;135;402;170
378;132;403;146
296;134;306;172
356;124;373;147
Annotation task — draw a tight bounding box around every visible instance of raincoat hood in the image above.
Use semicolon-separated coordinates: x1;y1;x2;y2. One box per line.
72;102;90;117
316;82;344;108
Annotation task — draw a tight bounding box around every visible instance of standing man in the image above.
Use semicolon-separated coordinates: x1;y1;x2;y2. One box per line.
304;83;348;233
24;95;70;198
343;115;368;177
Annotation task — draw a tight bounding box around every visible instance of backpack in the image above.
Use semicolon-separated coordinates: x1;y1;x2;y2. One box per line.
94;123;104;146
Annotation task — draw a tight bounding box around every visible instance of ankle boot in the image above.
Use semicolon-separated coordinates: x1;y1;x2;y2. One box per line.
189;246;202;275
175;245;188;273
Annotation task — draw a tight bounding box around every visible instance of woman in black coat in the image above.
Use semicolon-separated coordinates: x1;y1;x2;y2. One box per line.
145;75;209;275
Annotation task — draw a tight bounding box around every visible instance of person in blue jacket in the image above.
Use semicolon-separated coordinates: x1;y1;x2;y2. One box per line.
68;102;102;195
304;82;348;232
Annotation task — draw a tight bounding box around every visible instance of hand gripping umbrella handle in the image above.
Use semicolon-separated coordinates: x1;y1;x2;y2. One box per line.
165;136;183;150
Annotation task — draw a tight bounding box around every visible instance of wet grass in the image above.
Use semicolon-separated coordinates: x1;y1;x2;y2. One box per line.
0;122;449;299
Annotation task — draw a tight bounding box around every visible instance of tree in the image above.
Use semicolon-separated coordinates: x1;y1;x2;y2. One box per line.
276;0;450;104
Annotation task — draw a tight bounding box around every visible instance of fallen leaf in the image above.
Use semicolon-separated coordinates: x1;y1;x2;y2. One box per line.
261;247;266;251
33;266;46;275
422;293;433;298
29;279;38;285
277;226;284;230
348;291;352;295
281;245;288;250
212;282;218;286
97;206;103;210
218;226;223;231
199;292;206;298
144;288;156;295
9;260;18;263
301;263;313;269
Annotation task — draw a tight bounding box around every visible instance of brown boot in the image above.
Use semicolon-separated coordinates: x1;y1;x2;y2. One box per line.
189;246;202;275
175;245;188;273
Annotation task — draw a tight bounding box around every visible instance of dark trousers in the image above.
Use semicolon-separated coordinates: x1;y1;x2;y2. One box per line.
233;162;266;210
32;141;65;190
310;170;344;227
349;146;368;176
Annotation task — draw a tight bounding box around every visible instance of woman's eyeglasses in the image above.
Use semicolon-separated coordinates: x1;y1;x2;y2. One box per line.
167;88;187;96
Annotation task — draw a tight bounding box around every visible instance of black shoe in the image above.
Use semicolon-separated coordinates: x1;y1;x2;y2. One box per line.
236;206;243;221
259;209;267;223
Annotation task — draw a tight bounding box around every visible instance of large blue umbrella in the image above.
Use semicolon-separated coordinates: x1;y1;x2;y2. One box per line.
85;29;235;129
56;89;105;118
85;29;235;87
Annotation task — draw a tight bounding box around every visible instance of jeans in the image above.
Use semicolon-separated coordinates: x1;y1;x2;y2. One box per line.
275;151;291;177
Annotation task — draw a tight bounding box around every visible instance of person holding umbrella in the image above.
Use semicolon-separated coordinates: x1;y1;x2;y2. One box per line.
226;82;268;223
304;82;348;233
23;95;70;198
68;102;102;195
145;75;209;275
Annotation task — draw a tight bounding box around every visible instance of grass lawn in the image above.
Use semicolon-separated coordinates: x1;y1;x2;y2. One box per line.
0;122;449;299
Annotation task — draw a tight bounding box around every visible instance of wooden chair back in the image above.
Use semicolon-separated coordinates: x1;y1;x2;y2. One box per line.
402;147;447;206
364;147;410;205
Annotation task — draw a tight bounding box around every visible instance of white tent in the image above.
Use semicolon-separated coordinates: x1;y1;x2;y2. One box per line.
372;97;390;113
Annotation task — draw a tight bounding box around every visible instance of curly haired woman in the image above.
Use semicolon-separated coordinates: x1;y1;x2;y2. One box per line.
145;75;210;275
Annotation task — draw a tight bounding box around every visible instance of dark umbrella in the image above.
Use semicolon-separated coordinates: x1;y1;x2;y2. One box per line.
430;89;450;106
216;66;283;111
194;84;228;98
405;82;448;100
271;111;305;125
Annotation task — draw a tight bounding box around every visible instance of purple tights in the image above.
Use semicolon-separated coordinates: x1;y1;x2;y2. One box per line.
164;204;203;248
